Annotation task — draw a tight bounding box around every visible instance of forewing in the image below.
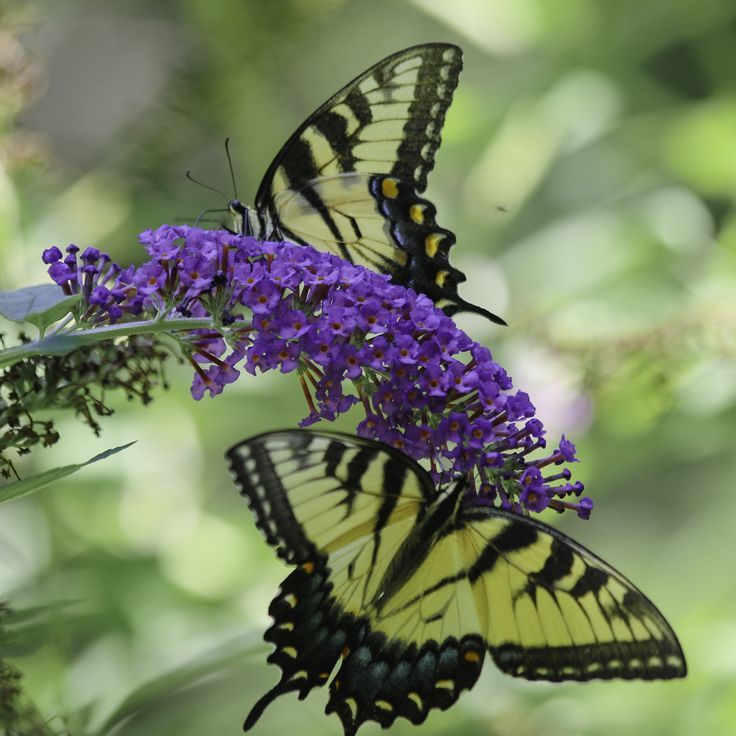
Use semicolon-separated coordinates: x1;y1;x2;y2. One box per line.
459;507;687;681
270;172;409;273
255;43;462;210
226;429;433;566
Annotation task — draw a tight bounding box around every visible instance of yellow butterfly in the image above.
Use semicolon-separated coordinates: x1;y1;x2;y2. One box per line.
227;430;686;735
223;44;505;325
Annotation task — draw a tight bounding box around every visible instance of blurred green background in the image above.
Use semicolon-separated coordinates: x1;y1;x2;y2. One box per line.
2;0;736;734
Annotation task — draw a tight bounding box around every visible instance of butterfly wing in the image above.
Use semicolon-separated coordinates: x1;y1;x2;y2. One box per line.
227;430;486;733
227;429;432;568
337;504;686;732
255;43;461;207
252;43;505;324
457;506;687;682
271;172;504;322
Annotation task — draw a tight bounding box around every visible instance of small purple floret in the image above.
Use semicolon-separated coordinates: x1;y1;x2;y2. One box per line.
42;246;63;264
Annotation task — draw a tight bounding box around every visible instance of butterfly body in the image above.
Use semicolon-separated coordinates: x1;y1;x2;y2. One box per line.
227;430;686;735
228;199;270;239
225;44;506;324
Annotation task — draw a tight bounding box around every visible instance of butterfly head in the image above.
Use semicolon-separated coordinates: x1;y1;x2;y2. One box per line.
228;198;275;240
228;198;250;236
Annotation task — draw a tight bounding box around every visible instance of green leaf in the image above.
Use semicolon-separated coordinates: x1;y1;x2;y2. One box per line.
0;284;80;330
1;600;80;627
0;600;83;656
0;442;136;505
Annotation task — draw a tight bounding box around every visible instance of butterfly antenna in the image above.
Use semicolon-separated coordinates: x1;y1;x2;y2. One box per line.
193;207;230;226
185;170;228;199
224;137;239;200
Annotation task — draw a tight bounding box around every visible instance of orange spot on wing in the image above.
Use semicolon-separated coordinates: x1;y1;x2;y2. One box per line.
410;204;426;224
425;233;444;258
381;178;399;199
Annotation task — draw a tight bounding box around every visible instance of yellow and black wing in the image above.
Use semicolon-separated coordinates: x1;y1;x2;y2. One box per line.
455;505;686;681
246;43;505;324
255;44;459;206
227;431;685;736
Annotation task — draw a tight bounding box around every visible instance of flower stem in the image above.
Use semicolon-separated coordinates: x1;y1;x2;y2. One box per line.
0;316;211;370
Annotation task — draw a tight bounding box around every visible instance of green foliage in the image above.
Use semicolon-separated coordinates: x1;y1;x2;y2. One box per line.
0;285;80;334
0;442;134;505
0;336;168;479
0;604;60;736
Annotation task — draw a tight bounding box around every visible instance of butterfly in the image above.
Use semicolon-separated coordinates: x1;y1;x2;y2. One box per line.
226;430;686;735
221;43;505;325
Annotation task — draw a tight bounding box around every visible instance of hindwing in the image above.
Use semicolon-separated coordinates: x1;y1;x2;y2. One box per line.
269;171;492;318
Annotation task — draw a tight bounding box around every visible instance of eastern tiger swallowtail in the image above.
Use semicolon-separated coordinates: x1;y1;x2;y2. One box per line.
222;43;505;325
227;430;686;735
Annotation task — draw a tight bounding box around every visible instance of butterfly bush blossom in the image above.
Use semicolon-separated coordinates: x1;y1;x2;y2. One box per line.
43;226;592;519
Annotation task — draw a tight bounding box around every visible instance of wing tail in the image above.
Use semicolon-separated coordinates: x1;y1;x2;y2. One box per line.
242;680;293;731
441;296;507;326
244;559;365;729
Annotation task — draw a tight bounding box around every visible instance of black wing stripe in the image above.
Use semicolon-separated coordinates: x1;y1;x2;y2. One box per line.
345;446;376;491
467;523;538;583
345;87;373;127
535;539;575;584
569;565;609;598
312;113;358;173
226;441;315;563
324;438;348;477
393;56;456;189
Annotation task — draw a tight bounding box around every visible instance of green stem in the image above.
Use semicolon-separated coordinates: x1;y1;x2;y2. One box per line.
0;317;212;369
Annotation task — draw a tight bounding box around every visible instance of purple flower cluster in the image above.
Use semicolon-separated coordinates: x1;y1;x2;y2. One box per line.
43;226;592;518
43;244;127;320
